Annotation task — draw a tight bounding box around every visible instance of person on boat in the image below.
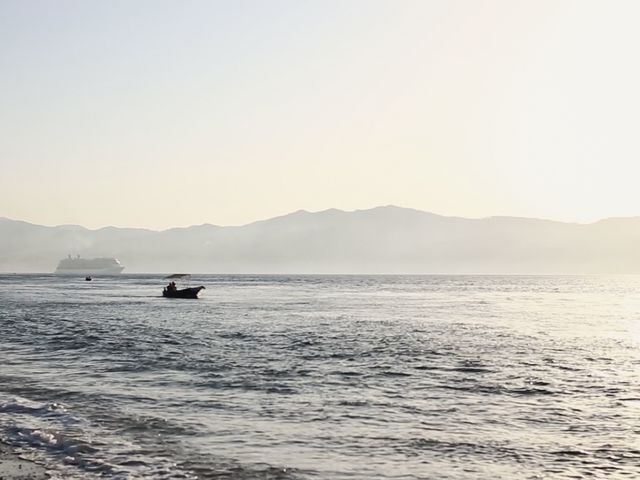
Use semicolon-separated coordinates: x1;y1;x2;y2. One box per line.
166;281;177;292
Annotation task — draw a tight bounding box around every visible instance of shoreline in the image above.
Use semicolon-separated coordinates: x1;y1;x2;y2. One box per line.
0;443;48;480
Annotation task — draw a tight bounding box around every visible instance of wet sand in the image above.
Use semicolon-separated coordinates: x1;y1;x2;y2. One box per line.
0;444;47;480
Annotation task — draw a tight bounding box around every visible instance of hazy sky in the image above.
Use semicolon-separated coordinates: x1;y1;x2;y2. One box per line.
1;0;639;229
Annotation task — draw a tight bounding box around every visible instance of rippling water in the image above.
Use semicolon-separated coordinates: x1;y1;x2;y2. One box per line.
0;274;639;479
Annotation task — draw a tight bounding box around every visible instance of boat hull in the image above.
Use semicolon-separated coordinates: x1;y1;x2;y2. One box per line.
162;286;205;299
54;266;125;275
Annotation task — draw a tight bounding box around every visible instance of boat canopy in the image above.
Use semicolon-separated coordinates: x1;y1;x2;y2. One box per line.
164;273;191;279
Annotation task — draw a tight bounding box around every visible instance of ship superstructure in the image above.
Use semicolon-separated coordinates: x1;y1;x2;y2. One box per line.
54;256;125;275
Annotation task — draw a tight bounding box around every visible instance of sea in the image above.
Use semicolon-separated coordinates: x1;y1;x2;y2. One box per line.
0;274;638;479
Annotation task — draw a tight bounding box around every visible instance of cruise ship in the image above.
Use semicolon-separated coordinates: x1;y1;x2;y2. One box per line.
54;256;125;275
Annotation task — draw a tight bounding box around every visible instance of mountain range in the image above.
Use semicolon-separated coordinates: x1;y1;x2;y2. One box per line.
1;206;639;273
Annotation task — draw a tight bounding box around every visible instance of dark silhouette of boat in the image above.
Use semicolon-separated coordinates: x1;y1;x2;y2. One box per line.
162;286;205;299
162;274;204;298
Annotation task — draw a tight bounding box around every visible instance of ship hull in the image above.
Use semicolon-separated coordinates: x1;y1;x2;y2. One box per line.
54;266;125;275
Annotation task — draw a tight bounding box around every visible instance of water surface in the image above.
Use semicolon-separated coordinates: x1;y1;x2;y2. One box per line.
0;275;639;479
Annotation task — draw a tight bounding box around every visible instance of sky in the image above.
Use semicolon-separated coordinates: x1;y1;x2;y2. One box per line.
1;0;639;229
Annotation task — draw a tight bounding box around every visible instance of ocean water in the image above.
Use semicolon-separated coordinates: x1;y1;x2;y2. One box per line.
0;274;639;479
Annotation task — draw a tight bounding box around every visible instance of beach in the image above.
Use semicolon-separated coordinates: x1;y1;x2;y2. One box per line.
0;443;47;480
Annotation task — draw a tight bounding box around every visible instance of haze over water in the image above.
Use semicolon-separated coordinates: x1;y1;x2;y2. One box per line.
0;274;638;479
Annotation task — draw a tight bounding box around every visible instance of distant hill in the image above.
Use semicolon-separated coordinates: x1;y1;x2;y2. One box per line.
1;206;640;273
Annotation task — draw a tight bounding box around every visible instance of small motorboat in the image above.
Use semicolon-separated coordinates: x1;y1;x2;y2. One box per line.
162;275;204;299
162;285;205;299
